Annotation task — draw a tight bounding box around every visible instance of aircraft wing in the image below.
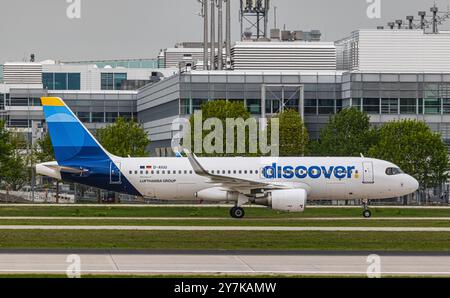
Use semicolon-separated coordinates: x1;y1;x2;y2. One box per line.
184;149;300;193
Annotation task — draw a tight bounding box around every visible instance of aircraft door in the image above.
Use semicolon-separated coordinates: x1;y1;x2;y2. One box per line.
110;162;122;184
362;161;374;184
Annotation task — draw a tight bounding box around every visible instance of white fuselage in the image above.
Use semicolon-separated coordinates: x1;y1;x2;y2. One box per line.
115;156;418;201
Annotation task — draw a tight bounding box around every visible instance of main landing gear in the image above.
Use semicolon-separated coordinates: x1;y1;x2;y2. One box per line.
362;199;371;218
230;206;245;219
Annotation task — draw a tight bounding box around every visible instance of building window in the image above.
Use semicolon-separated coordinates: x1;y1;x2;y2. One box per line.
91;112;104;123
101;73;114;90
114;73;127;90
246;99;261;114
362;98;380;114
424;98;441;114
54;73;67;90
42;73;54;90
400;98;416;114
68;73;81;90
101;73;127;90
318;99;335;114
105;112;118;123
304;99;317;115
43;73;81;90
381;98;399;114
77;112;90;122
443;98;450;114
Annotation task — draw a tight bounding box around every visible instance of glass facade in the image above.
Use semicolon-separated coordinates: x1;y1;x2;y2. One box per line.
101;73;127;90
178;73;342;116
53;93;137;124
344;73;450;116
43;73;80;90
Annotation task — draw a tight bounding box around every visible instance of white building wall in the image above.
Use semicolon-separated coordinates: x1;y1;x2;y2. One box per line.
232;41;336;71
337;30;450;72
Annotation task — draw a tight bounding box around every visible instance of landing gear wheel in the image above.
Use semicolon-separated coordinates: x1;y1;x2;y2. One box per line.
230;207;245;219
363;210;372;218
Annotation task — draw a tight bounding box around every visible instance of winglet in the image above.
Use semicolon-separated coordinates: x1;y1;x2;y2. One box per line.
183;149;209;177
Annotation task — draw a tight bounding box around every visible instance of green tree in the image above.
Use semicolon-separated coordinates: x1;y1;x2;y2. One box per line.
368;120;449;192
33;133;58;202
97;117;150;157
0;131;28;194
188;100;256;157
311;108;378;156
33;133;55;163
272;109;309;156
0;120;10;165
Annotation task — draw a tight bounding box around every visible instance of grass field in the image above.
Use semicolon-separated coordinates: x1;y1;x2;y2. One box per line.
0;205;449;218
0;230;448;251
0;205;449;252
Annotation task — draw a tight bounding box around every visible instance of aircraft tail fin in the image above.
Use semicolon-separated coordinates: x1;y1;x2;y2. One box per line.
41;97;111;165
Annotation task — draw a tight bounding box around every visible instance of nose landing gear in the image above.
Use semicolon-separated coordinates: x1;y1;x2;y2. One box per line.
362;199;371;218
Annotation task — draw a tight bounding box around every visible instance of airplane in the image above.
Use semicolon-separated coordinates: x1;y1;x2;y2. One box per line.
36;97;419;218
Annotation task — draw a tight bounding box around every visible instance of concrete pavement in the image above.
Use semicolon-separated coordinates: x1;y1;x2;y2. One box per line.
0;250;448;276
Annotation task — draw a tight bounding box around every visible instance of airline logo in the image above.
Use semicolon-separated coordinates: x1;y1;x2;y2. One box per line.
262;163;359;180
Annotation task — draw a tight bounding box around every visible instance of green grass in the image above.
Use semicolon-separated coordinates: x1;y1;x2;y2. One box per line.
0;230;449;251
2;218;450;227
0;206;449;218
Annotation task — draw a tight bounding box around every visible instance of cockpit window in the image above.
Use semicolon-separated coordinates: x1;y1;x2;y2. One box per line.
385;167;404;175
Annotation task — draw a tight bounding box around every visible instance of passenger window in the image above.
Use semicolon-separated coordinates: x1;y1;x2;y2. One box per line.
250;170;253;174
151;171;154;174
134;171;137;175
145;171;148;175
140;171;143;175
129;171;132;174
189;170;193;174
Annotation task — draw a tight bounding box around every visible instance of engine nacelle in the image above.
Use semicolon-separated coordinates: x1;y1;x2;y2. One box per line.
268;189;307;212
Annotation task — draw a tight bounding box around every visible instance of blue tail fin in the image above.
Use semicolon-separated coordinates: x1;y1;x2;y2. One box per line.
41;97;110;165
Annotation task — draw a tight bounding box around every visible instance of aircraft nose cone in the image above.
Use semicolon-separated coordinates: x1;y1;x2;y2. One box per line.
409;175;419;192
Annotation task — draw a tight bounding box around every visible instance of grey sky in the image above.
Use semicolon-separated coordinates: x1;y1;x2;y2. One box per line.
0;0;449;64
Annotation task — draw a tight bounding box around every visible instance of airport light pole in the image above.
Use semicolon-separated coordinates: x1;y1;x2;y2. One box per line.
217;0;223;70
210;0;215;70
202;0;209;70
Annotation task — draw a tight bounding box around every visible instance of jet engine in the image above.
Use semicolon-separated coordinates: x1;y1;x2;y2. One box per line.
252;189;307;212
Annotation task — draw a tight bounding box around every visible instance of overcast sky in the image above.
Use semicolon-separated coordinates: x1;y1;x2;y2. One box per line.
0;0;449;64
